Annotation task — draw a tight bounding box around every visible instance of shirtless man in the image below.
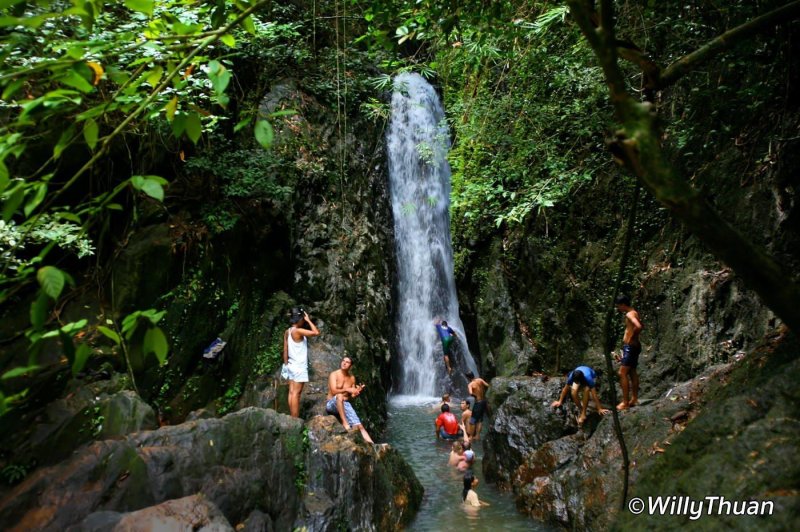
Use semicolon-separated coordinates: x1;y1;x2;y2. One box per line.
614;294;643;411
460;399;472;428
466;371;490;440
325;356;373;443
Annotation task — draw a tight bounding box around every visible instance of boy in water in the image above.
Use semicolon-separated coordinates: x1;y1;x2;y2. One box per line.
614;294;643;410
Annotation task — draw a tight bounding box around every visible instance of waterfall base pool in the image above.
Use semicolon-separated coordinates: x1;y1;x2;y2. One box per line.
386;397;552;531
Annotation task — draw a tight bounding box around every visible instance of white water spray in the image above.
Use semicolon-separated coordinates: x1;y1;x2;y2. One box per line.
387;72;478;396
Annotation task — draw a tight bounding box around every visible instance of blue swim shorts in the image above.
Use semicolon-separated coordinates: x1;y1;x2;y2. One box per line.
621;343;641;369
326;397;362;427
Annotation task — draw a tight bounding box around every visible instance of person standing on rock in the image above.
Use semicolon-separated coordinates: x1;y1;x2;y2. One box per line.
466;372;490;440
283;307;319;418
325;356;374;444
551;366;610;425
434;319;457;374
614;294;643;411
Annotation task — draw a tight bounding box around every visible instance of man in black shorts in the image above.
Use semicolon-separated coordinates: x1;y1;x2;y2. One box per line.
466;371;489;440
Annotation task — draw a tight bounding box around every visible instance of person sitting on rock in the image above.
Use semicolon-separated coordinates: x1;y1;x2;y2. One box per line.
551;365;610;425
435;403;463;440
325;356;373;443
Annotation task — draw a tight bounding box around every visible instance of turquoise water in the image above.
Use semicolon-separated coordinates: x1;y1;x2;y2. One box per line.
386;396;552;531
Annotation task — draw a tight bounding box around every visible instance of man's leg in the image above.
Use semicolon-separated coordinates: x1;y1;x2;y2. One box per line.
336;394;351;430
630;368;639;406
444;355;452;374
356;424;374;444
617;366;630;410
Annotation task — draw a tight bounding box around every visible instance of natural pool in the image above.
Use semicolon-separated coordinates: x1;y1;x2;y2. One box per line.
386;396;553;531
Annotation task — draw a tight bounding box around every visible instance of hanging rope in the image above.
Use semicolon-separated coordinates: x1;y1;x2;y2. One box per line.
600;177;641;510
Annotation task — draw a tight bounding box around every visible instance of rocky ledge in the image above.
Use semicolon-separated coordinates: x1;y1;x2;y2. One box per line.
0;407;422;531
483;332;800;530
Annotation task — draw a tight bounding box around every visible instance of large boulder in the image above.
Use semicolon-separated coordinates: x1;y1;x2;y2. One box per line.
74;494;234;531
300;416;423;531
0;408;304;531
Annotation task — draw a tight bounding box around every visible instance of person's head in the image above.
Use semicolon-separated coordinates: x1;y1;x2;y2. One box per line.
464;449;475;463
289;307;304;325
340;356;353;372
463;440;471;451
460;400;469;411
442;320;448;327
441;403;450;413
614;294;631;310
452;441;463;454
465;371;475;380
462;471;475;500
442;393;450;403
571;369;587;392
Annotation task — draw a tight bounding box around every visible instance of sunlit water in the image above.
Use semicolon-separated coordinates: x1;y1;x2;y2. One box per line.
387;397;551;531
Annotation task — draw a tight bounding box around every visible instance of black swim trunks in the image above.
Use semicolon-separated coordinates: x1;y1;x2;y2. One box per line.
621;343;641;369
469;399;487;424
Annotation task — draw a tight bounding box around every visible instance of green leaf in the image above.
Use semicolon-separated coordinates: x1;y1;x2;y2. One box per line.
2;78;24;100
0;160;8;194
2;184;25;221
254;120;273;149
1;365;40;380
131;175;166;202
171;112;187;138
83;119;99;150
207;60;231;97
60;70;94;93
143;326;168;365
37;266;65;299
241;15;256;34
233;117;251;133
23;182;47;217
54;124;77;160
145;65;163;88
97;326;121;345
30;291;50;330
220;33;235;47
72;344;92;376
269;109;298;118
165;96;178;121
185;112;202;144
124;0;154;16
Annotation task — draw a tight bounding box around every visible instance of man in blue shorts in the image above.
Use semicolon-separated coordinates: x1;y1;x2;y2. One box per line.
434;319;457;374
551;366;610;425
326;356;373;443
614;295;643;411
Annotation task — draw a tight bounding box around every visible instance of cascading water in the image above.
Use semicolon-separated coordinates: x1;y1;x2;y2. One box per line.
387;72;478;397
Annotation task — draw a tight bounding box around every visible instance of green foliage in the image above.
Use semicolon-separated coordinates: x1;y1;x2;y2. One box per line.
1;464;27;485
217;378;242;415
253;325;285;377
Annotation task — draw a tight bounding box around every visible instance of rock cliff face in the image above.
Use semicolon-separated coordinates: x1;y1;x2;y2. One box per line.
482;332;799;530
0;407;422;532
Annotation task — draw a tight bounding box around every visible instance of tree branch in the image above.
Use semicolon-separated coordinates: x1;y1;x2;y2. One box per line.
566;0;800;333
658;0;800;88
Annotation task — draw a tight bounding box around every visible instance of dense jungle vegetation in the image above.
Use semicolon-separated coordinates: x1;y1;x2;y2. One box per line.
1;0;798;498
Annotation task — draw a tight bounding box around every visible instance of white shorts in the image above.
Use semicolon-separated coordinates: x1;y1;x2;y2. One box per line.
286;364;308;383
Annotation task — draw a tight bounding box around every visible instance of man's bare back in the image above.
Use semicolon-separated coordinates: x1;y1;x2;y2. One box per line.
468;377;489;401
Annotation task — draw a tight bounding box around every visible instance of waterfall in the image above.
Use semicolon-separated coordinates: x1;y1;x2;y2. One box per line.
387;72;478;397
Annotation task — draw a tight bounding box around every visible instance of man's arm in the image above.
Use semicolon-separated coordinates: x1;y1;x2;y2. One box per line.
551;384;570;407
590;388;610;415
626;311;643;333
